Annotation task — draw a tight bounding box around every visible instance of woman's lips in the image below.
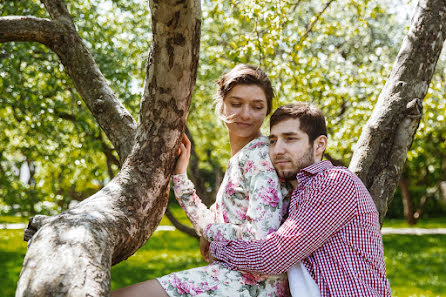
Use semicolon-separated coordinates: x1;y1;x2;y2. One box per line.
235;122;251;128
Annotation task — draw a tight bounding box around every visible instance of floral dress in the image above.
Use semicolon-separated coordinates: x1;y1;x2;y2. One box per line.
158;136;290;297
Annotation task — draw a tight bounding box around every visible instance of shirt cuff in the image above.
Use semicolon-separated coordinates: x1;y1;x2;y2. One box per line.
210;241;230;262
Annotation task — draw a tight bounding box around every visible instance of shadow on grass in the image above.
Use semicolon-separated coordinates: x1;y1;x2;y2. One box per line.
111;230;207;290
384;234;446;296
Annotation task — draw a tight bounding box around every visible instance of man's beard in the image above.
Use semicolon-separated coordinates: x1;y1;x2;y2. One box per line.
276;148;315;181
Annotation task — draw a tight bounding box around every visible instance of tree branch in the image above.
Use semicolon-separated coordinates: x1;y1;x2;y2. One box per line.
16;0;201;295
0;16;63;45
297;0;336;46
40;0;75;27
165;207;198;238
349;0;446;223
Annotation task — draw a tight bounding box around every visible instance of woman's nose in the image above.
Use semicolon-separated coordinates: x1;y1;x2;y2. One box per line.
239;106;251;120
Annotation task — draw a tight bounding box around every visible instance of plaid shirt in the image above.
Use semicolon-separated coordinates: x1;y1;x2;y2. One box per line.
210;160;391;296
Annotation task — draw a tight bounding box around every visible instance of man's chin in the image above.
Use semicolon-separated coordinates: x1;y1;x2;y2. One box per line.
277;170;298;181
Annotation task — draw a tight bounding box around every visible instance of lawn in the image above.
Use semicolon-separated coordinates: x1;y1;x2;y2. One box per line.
1;214;445;296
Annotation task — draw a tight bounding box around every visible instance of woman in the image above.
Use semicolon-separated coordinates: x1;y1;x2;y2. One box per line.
112;65;289;297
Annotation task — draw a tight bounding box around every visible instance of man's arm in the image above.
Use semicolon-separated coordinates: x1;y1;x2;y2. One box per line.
210;171;358;274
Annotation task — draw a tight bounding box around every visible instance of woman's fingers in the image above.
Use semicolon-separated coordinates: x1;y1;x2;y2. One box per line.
181;134;191;152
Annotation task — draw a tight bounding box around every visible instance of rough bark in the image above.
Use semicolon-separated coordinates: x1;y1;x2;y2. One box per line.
349;0;446;224
15;0;201;296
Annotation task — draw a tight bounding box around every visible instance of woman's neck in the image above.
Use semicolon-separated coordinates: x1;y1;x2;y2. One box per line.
228;131;262;156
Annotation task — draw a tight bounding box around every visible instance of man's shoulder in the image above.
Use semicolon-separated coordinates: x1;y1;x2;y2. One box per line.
319;165;358;184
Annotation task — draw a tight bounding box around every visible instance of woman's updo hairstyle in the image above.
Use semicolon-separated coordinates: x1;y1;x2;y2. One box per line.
215;64;274;120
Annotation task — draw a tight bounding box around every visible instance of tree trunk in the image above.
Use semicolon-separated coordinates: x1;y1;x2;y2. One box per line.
399;176;416;225
14;0;201;296
349;0;446;224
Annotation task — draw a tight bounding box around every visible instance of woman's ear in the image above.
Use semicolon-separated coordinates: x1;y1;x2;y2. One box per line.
313;135;328;161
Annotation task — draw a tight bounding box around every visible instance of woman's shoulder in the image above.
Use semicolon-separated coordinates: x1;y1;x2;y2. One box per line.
236;136;273;170
243;136;270;153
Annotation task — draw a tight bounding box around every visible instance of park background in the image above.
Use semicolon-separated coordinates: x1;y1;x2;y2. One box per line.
1;0;445;296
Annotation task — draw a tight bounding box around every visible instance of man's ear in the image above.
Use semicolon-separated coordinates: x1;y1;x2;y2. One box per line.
313;135;327;160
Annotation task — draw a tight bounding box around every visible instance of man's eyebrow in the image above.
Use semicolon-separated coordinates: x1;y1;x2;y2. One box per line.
281;132;299;136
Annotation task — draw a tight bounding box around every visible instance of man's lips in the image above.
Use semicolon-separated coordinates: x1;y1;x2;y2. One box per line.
273;160;291;166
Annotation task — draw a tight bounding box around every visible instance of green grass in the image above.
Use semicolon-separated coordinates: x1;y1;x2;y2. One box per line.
384;234;446;297
0;216;28;224
1;215;445;296
0;230;27;297
111;230;207;290
383;217;446;229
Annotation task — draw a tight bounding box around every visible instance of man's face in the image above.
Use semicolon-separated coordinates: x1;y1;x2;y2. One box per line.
269;118;315;182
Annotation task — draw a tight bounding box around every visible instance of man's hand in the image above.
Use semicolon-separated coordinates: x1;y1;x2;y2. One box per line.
200;237;210;262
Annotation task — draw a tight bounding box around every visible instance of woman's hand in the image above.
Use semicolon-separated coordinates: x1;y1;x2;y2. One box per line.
173;134;191;174
200;237;211;262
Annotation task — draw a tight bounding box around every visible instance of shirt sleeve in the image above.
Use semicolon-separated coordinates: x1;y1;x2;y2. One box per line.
210;171;358;274
171;173;215;236
203;144;284;242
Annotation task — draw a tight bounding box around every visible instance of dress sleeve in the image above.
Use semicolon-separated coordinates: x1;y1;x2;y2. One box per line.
171;173;215;236
203;144;284;242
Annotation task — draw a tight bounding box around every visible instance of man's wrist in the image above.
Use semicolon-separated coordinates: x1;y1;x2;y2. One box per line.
209;241;226;262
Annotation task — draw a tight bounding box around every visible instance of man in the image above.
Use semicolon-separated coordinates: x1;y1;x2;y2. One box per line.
208;102;392;296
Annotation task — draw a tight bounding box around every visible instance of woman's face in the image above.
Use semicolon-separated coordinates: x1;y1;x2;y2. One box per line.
222;84;268;139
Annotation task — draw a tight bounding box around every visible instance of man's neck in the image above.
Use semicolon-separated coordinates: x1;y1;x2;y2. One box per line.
289;179;298;189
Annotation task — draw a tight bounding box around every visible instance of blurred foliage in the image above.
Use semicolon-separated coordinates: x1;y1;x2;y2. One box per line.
0;0;445;220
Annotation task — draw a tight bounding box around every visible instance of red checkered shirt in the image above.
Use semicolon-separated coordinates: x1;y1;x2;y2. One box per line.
210;160;391;296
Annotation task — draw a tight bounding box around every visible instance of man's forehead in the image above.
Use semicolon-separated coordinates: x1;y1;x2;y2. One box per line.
270;118;302;135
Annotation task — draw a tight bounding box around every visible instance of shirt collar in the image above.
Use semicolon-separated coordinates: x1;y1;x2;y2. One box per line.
296;160;333;179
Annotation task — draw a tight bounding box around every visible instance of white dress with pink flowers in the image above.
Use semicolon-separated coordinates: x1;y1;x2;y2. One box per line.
157;136;289;297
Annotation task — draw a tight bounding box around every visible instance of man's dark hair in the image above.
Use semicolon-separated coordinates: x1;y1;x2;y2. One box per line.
270;102;327;143
216;64;274;115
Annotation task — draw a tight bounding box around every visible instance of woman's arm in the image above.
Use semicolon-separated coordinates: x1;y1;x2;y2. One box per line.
203;141;284;242
171;135;215;236
171;173;215;236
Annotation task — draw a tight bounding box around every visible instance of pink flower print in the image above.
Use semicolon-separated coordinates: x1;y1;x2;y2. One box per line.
209;266;220;279
266;178;277;187
260;187;279;207
222;209;229;223
225;181;236;196
235;208;247;220
260;159;272;170
275;279;289;297
249;140;266;150
244;160;254;174
213;229;226;241
241;272;258;285
191;195;201;206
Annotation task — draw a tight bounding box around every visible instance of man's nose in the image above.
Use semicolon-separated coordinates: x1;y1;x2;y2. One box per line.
271;139;286;156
